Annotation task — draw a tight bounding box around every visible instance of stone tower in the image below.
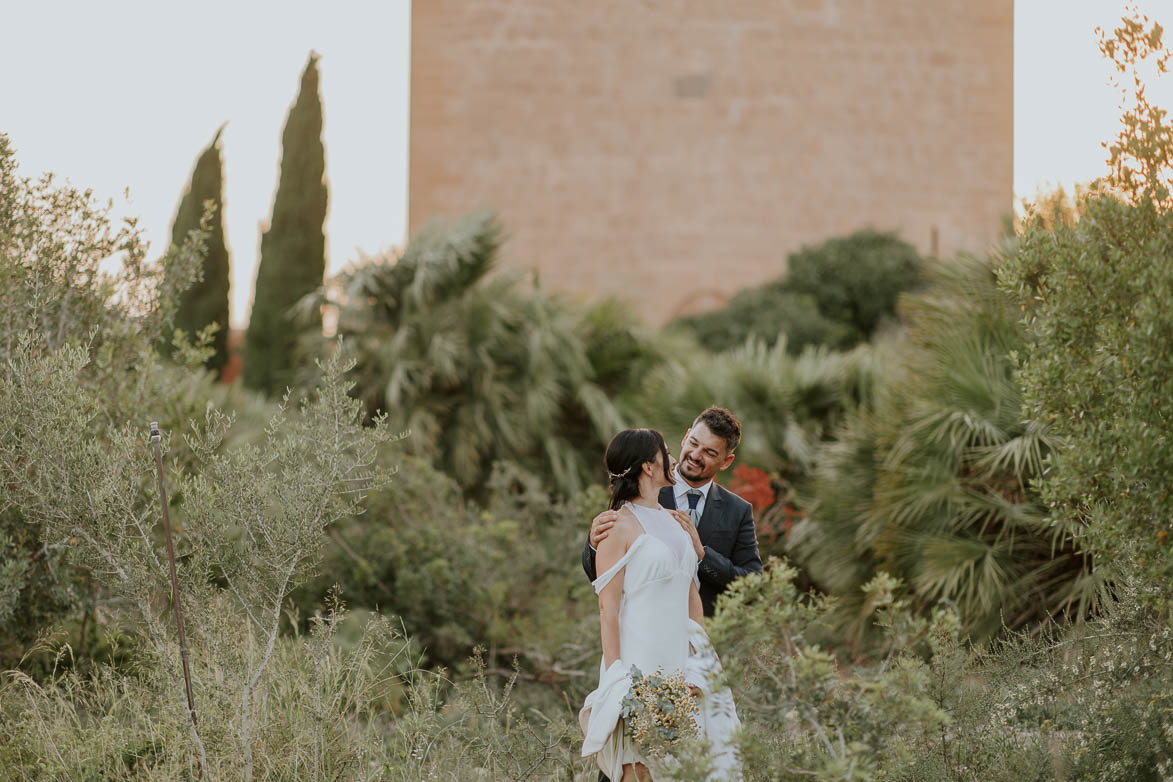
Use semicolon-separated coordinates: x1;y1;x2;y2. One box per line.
409;1;1013;322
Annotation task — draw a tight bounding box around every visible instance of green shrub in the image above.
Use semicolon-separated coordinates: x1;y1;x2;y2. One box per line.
295;458;604;683
790;254;1103;646
675;229;923;353
999;16;1173;598
784;229;924;342
310;212;656;498
705;561;952;780
674;285;854;354
0;133;209;671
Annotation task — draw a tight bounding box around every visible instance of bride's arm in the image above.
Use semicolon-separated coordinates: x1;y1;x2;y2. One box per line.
596;526;628;669
685;582;706;696
688;581;704;625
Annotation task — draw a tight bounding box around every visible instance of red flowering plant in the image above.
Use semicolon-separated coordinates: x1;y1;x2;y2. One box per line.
726;465;804;557
726;465;775;514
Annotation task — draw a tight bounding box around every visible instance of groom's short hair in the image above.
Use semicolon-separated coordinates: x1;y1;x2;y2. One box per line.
692;406;741;454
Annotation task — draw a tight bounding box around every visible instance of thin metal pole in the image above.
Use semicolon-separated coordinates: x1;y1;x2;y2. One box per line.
149;421;202;776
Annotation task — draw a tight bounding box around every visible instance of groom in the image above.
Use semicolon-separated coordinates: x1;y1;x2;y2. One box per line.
581;406;763;618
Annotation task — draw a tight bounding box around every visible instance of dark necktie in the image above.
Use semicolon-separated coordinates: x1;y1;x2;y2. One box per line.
686;489;703;527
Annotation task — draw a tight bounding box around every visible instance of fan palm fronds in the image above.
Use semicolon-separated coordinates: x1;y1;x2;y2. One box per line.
305;212;652;497
629;333;869;485
793;255;1105;646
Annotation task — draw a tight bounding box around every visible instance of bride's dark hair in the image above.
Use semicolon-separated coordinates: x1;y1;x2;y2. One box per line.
605;428;673;510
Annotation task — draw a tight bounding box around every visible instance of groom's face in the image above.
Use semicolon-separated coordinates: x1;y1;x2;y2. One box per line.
677;422;735;483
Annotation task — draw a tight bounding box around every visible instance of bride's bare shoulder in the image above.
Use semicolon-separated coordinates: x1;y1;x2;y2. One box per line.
613;506;642;535
598;506;641;555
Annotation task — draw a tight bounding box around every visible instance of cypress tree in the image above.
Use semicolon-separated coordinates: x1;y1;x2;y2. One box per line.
244;52;328;394
169;125;231;376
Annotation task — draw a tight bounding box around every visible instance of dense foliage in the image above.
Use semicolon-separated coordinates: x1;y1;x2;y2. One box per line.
313;212;655;497
675;229;923;353
791;255;1102;646
626;336;877;562
245;52;328;395
293;459;604;673
0;144;397;771
0;132;210;668
1000;17;1173;596
165;126;231;376
5;10;1173;779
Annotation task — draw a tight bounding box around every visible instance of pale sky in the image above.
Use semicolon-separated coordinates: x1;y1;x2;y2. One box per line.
1013;0;1173;201
2;1;1170;327
2;1;411;328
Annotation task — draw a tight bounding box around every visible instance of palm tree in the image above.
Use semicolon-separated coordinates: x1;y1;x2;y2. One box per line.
626;332;872;528
791;255;1105;645
312;211;646;497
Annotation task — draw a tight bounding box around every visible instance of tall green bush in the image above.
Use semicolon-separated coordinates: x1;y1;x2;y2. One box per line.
1000;15;1173;598
2;334;400;778
0;137;583;781
166;126;231;376
0;133;209;669
245;52;328;395
673;284;854;355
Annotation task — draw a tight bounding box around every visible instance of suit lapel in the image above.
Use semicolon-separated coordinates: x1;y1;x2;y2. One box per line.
659;486;677;510
698;483;725;534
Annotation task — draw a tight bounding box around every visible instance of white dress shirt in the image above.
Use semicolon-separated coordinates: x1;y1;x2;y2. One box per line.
673;467;713;521
673;468;712;588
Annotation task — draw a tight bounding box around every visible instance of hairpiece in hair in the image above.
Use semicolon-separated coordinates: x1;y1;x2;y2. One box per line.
608;463;638;482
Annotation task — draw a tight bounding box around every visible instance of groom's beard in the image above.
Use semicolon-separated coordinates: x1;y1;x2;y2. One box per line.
677;457;708;482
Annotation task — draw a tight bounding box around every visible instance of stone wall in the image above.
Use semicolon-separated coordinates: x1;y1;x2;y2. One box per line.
409;0;1013;322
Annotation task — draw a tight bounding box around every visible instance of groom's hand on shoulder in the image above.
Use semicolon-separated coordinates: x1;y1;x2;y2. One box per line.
589;510;620;549
668;509;706;560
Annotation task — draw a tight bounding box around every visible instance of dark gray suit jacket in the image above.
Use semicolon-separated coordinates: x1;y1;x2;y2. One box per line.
580;483;763;616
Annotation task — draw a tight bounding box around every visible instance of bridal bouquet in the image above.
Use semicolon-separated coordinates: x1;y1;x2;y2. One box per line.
620;666;700;758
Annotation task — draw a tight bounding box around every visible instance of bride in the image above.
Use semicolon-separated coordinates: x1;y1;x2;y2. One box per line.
579;428;742;782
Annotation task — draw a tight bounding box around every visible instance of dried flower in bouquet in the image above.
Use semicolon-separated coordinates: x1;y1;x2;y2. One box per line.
620;666;700;759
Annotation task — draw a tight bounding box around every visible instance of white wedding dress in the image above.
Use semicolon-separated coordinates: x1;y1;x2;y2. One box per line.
579;502;742;781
